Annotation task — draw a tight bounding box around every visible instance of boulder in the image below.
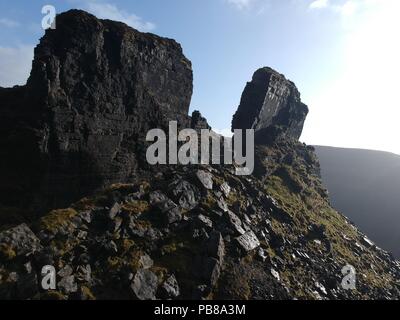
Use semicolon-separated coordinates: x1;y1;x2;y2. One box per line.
58;265;73;278
0;223;42;257
149;191;182;224
169;179;200;210
165;207;182;225
131;269;158;300
160;274;180;299
220;182;231;197
196;214;213;229
58;275;78;294
0;9;193;210
76;264;92;283
196;170;214;190
225;210;246;235
231;67;308;143
108;203;121;220
235;230;260;252
139;253;154;269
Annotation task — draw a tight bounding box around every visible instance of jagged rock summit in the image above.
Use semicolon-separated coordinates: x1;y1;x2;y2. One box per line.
232;67;309;142
0;10;194;209
1;10;400;301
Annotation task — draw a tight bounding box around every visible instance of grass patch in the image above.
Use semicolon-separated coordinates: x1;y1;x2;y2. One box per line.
0;243;16;261
122;200;150;215
40;208;78;233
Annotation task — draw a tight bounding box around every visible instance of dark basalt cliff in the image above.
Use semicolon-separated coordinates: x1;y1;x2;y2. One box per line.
232;67;309;143
0;10;193;210
0;10;399;301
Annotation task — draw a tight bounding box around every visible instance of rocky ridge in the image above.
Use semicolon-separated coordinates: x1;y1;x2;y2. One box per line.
0;9;194;210
0;10;399;300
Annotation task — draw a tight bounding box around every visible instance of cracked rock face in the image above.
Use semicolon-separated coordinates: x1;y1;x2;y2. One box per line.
231;67;309;142
0;224;42;257
0;158;399;300
131;269;158;300
0;9;193;210
1;9;400;302
235;230;260;252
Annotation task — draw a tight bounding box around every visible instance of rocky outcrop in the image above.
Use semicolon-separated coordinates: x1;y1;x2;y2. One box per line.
1;159;400;300
1;9;400;301
231;67;309;143
191;110;210;131
0;9;193;209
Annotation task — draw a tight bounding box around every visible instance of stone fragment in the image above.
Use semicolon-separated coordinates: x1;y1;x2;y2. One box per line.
271;268;280;281
139;254;154;269
131;269;158;300
232;67;308;142
225;210;246;235
196;170;213;190
160;274;180;298
58;275;78;294
235;231;260;252
170;179;200;210
220;182;231;197
196;214;213;229
0;224;42;257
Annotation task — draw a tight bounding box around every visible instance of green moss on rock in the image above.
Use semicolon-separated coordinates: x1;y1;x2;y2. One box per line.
40;208;78;233
0;243;16;261
122;200;150;215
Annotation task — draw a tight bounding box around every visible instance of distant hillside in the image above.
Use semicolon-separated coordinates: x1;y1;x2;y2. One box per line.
315;146;400;258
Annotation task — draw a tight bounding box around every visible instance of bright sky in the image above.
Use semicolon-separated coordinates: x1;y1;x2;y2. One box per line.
0;0;399;154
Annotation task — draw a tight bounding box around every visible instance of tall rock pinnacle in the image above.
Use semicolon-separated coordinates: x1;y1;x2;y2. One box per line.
0;10;193;209
231;67;309;142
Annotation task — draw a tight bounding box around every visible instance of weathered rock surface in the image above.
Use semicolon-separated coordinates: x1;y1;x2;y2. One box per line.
231;67;309;143
0;9;399;302
0;159;399;300
191;110;210;131
131;269;158;300
0;224;42;257
196;170;214;190
160;274;180;298
0;9;193;210
235;230;260;252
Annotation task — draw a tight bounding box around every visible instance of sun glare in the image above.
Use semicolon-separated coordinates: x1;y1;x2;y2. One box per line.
303;0;400;154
